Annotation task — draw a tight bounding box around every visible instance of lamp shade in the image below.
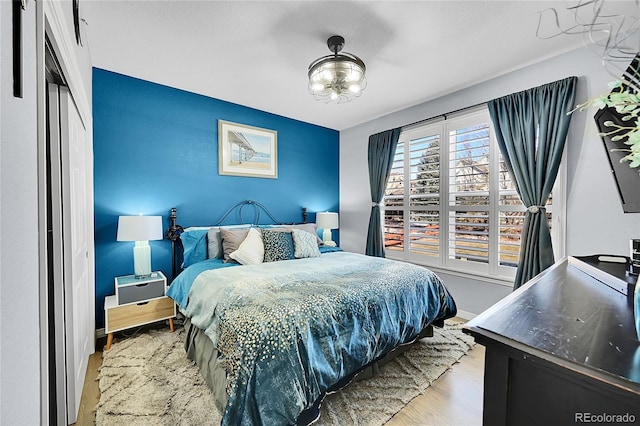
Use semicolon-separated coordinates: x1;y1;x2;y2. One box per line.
316;212;339;230
117;216;163;241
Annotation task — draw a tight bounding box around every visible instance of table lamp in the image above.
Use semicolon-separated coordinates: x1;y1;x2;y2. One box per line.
117;215;163;278
316;212;339;247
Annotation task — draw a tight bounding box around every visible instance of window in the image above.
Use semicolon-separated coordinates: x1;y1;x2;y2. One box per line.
383;108;561;281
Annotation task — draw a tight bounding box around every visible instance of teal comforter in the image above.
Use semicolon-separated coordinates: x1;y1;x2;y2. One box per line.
173;251;457;425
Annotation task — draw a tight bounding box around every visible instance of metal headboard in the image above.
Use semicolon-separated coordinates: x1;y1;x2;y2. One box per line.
214;200;306;227
166;200;308;279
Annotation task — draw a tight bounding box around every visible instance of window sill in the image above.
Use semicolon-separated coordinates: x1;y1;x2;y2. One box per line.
386;254;515;287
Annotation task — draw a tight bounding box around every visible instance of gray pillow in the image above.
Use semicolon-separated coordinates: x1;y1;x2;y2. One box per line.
207;227;222;259
288;223;323;245
220;228;255;263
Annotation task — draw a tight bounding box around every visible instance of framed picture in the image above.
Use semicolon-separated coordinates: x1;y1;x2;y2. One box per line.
218;120;278;179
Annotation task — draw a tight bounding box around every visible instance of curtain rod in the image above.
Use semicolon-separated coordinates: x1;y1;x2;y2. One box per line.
401;76;578;130
401;100;488;131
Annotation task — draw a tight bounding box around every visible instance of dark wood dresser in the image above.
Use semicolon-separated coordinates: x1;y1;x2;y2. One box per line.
464;257;640;426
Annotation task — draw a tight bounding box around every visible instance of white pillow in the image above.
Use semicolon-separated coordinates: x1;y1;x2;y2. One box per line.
292;228;321;258
229;228;264;265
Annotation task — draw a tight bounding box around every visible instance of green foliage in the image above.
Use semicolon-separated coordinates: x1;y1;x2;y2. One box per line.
573;79;640;169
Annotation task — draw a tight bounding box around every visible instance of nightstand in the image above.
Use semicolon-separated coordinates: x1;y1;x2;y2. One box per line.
104;271;176;350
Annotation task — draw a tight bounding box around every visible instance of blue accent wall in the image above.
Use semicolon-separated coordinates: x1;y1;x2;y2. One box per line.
93;68;339;329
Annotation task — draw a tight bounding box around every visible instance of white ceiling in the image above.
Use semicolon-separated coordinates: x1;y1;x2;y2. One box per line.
81;1;639;130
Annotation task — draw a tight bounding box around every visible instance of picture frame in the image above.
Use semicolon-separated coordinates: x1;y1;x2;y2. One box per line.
218;120;278;179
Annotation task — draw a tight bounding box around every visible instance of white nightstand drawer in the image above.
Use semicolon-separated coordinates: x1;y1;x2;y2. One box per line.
105;296;175;333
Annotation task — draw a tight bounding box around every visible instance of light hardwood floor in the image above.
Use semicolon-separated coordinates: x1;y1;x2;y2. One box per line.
73;325;485;426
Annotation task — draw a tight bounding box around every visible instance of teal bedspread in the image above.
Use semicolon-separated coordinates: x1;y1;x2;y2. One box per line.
172;251;457;425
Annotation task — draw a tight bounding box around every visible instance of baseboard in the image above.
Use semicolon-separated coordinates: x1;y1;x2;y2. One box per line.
96;328;106;339
455;310;477;321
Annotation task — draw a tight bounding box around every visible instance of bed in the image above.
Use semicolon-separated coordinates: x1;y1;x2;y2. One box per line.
165;201;457;425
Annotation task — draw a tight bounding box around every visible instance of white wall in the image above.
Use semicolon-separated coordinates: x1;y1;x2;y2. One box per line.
0;1;41;424
340;46;640;316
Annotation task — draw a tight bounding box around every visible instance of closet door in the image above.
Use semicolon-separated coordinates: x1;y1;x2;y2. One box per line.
47;81;67;426
58;85;93;424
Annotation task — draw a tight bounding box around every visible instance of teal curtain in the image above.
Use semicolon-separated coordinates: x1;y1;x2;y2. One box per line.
488;76;577;290
365;128;401;257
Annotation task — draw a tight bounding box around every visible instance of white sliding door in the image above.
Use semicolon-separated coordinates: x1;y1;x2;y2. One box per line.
47;81;67;425
49;83;94;424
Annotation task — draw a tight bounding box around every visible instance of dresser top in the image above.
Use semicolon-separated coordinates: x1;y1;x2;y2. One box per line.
465;257;640;390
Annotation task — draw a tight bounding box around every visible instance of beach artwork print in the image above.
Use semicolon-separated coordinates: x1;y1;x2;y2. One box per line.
218;120;278;179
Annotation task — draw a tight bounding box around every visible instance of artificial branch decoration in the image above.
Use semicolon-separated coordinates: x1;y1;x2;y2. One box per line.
573;77;640;168
537;1;639;169
536;0;639;84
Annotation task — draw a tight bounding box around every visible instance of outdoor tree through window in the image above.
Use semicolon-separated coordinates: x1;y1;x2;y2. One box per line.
383;108;555;280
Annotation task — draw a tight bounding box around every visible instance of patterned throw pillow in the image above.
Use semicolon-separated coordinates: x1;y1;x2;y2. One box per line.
292;229;321;258
262;230;295;262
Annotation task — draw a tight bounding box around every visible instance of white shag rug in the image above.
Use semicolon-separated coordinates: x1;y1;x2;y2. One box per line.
96;321;474;425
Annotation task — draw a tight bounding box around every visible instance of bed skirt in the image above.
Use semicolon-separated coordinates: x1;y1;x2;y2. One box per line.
183;318;436;424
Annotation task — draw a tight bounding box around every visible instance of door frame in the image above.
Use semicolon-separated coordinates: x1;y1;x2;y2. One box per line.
37;2;94;424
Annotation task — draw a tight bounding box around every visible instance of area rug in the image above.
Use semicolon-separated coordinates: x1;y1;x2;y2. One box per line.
96;321;474;425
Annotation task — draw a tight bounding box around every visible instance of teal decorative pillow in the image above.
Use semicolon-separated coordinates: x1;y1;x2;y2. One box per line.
292;229;321;258
181;229;209;267
262;230;295;262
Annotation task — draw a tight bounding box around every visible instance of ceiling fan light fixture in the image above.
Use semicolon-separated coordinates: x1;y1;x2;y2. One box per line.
308;35;367;104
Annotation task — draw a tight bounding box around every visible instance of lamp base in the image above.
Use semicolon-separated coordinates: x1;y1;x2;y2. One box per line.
322;229;336;247
133;241;152;279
